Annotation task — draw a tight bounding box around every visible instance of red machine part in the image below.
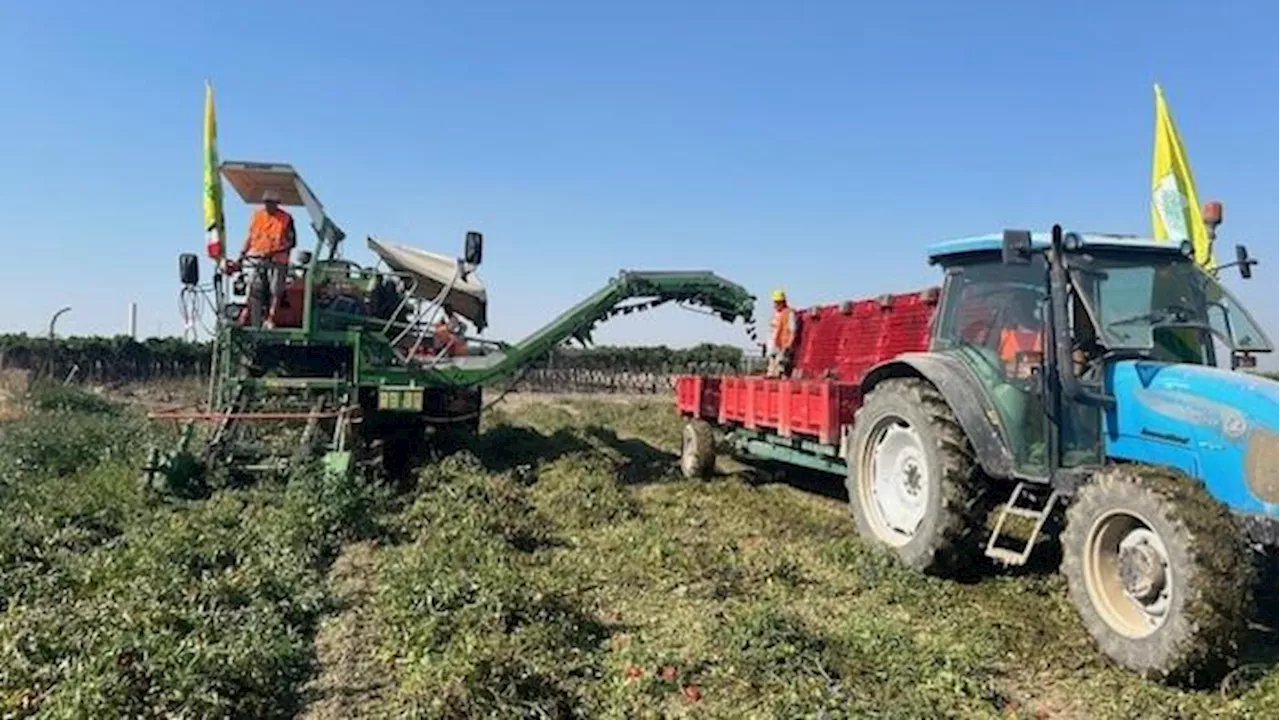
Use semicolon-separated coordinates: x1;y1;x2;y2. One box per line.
273;281;306;327
676;287;940;446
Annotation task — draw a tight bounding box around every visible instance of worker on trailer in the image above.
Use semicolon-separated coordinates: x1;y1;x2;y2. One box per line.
238;188;297;328
767;289;795;378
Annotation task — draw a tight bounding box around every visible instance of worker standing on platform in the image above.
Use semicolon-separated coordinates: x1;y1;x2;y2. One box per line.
239;188;297;328
767;289;795;378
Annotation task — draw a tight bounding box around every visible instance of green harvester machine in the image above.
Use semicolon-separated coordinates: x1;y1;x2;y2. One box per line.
143;160;755;489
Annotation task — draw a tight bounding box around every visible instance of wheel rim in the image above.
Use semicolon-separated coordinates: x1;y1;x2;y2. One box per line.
1083;510;1172;638
859;416;929;546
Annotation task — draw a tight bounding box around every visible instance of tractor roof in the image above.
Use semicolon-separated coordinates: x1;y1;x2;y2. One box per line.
927;232;1184;263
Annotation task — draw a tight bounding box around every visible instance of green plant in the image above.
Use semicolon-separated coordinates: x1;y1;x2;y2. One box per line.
24;382;118;415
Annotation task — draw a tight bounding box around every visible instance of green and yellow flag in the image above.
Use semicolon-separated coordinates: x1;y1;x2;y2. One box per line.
1150;83;1211;268
203;80;225;261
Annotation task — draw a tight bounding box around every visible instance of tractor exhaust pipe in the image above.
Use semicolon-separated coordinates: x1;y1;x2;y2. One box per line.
1048;225;1113;407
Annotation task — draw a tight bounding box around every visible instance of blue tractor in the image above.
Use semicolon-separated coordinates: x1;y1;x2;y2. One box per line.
845;225;1276;684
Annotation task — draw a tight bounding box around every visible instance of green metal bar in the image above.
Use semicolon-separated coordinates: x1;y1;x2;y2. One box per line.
734;427;843;457
352;330;363;385
302;238;322;336
733;436;846;476
245;377;349;390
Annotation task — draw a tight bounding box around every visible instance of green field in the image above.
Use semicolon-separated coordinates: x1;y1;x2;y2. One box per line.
0;383;1275;719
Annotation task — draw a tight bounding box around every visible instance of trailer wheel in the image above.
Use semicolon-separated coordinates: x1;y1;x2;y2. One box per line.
845;378;986;576
681;419;716;479
1060;466;1254;685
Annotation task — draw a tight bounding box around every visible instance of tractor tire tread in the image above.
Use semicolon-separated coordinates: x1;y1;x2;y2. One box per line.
847;377;988;576
681;418;716;480
1060;464;1255;685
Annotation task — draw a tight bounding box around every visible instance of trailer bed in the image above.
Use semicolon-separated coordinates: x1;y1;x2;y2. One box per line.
676;287;940;447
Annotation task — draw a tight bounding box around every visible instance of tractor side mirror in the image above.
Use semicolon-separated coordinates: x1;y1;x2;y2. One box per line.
179;253;199;286
1002;229;1032;265
1235;244;1254;279
464;231;483;266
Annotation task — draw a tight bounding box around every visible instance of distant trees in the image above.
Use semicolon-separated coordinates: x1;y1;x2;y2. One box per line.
0;335;752;387
0;334;211;382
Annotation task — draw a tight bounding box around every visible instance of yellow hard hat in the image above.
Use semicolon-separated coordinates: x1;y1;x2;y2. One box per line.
771;289;786;302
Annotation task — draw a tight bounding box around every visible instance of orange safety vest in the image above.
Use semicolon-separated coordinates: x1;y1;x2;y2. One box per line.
771;307;794;350
999;328;1043;363
246;207;296;263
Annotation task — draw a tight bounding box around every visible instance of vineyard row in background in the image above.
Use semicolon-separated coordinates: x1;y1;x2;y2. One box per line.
0;334;765;393
3;334;1274;394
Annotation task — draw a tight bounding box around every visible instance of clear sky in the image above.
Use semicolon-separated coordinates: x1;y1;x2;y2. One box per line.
0;1;1275;364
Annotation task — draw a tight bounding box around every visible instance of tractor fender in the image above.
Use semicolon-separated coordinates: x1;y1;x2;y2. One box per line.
860;352;1016;479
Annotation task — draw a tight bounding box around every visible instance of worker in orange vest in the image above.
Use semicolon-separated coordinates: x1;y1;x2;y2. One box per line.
998;302;1043;379
766;288;795;378
238;188;297;328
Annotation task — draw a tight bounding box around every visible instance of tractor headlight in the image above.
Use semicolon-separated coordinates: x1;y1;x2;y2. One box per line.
1220;408;1247;439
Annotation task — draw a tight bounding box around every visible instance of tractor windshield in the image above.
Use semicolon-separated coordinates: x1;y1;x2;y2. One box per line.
1071;251;1273;362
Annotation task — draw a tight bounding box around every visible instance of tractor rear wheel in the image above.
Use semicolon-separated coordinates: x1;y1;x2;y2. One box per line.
845;378;987;576
1060;465;1254;685
680;419;716;479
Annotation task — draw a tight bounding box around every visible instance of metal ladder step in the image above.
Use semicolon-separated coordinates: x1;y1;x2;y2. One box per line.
985;547;1026;566
985;481;1059;567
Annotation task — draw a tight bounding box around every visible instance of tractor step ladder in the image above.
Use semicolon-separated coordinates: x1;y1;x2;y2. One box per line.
985;481;1059;566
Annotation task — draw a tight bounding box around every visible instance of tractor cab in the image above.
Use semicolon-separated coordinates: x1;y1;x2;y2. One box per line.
926;230;1274;481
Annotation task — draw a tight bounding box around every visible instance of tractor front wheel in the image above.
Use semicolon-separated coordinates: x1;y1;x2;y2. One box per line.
845;378;987;576
1060;466;1255;685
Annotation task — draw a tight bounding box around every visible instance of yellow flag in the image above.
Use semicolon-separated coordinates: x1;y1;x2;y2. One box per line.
1150;84;1211;267
203;80;225;260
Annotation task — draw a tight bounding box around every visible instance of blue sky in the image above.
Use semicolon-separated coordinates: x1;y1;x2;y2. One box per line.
0;1;1275;363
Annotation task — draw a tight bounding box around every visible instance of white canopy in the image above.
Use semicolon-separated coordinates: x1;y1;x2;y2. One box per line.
367;237;488;331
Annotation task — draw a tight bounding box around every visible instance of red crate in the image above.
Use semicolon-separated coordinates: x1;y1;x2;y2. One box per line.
790;287;939;383
675;375;721;418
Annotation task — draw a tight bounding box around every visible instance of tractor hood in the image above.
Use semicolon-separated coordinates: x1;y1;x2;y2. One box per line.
1105;360;1279;519
367;237;488;331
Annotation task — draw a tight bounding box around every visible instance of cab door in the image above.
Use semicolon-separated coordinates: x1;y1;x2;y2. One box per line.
932;256;1050;476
